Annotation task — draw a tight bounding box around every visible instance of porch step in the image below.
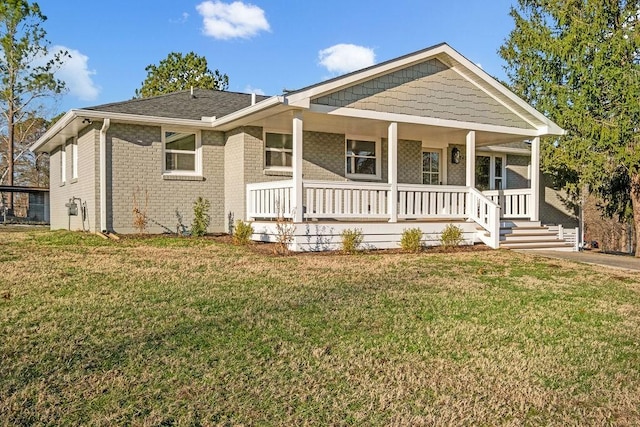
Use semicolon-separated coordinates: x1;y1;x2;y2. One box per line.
501;220;541;228
500;241;574;250
498;222;573;250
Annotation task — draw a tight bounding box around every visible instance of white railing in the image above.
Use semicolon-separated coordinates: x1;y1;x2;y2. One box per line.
246;180;294;219
398;184;468;219
468;188;501;249
247;180;506;248
483;189;532;218
305;180;389;219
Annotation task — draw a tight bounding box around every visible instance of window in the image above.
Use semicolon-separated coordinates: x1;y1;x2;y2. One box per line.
346;138;380;179
422;150;440;185
163;130;201;174
71;139;78;179
60;144;66;184
265;132;292;169
475;154;505;191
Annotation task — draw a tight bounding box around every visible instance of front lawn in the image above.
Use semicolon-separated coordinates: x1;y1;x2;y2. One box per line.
1;229;639;425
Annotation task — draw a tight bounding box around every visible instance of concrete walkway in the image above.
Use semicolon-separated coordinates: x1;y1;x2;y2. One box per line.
518;250;640;272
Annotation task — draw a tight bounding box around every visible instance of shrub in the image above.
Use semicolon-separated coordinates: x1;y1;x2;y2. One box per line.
400;228;423;252
132;188;149;234
233;220;254;245
191;197;211;237
440;224;464;248
274;216;296;255
341;228;363;254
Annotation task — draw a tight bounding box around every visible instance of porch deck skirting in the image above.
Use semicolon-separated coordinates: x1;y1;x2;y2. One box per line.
251;220;479;251
246;180;534;250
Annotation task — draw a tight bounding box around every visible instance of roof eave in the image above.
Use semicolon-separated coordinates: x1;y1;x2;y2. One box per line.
31;110;79;153
209;96;288;131
31;109;230;153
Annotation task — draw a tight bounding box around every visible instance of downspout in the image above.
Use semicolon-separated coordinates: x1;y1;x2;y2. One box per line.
100;118;110;232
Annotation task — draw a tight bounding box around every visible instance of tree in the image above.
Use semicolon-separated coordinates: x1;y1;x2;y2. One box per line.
0;0;67;195
500;0;640;256
0;113;49;186
135;52;229;98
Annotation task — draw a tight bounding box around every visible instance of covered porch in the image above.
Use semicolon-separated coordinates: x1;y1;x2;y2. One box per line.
245;116;543;250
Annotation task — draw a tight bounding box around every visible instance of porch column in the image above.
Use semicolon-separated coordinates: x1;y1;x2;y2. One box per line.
530;136;540;222
465;131;476;188
388;122;398;223
292;113;304;223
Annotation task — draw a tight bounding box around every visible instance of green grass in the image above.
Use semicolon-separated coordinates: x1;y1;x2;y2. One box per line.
1;229;640;425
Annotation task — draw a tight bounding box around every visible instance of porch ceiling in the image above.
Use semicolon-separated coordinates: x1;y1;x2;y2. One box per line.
247;110;529;146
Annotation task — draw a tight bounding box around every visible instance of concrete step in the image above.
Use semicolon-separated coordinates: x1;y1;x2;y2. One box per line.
501;233;564;242
501;228;551;236
500;220;542;228
501;240;572;250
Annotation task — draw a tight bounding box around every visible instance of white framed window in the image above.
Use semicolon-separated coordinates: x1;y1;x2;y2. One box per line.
475;154;506;191
422;149;441;185
71;139;78;179
60;143;66;184
345;137;381;179
264;132;292;170
162;129;201;175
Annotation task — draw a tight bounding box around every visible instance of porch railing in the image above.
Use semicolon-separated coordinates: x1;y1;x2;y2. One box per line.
246;180;508;249
305;180;389;219
483;189;532;218
398;184;468;219
246;180;294;219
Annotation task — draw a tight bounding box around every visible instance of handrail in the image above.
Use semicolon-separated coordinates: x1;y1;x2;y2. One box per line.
483;188;532;218
468;187;501;249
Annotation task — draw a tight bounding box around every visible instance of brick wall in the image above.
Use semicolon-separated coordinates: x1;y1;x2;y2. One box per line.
506;154;529;189
107;123;225;234
447;144;466;185
49;126;98;231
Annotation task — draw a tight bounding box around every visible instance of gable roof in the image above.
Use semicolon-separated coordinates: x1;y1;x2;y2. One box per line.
33;43;564;153
85;88;270;120
278;43;564;136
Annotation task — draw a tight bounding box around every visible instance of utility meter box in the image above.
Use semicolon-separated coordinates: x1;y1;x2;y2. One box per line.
65;200;78;216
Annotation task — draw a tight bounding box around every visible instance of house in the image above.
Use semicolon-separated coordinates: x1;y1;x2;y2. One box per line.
31;43;578;250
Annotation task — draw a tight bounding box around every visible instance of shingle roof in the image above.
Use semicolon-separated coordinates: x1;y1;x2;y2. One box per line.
84;89;271;120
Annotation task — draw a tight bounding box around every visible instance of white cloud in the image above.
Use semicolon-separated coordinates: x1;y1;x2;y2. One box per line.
476;63;483;69
53;45;100;102
196;1;270;40
244;85;265;95
318;44;376;75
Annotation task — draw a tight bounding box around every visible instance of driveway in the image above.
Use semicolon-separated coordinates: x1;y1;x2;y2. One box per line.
518;250;640;272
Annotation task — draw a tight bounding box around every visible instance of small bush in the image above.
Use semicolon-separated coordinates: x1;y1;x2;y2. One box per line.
132;188;149;234
440;224;464;248
191;197;211;237
341;228;363;254
274;216;296;255
233;220;254;245
400;228;423;252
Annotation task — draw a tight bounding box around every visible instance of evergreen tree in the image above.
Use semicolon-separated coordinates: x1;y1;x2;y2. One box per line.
135;52;229;98
500;0;640;255
0;0;67;192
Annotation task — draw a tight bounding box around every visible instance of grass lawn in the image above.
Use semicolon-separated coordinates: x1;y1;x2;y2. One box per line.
1;228;640;425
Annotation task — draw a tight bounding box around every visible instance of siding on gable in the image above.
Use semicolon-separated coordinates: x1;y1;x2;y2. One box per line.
312;59;532;130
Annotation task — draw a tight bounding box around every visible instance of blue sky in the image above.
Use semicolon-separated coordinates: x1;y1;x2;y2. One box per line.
37;0;517;115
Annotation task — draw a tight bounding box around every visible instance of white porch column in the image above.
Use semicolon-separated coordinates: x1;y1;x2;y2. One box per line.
530;136;540;222
388;122;398;223
292;113;304;223
465;131;476;188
